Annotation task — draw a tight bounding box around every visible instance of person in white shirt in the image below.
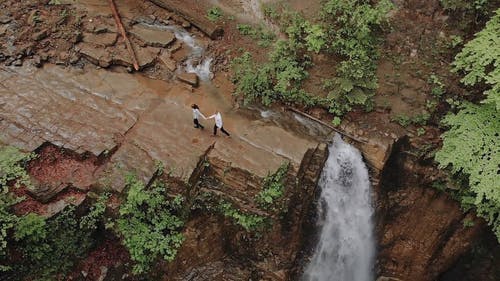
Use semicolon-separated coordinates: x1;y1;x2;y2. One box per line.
207;110;230;136
191;104;206;129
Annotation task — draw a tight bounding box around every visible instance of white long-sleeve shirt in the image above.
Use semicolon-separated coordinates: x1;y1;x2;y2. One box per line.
208;112;223;128
192;108;206;120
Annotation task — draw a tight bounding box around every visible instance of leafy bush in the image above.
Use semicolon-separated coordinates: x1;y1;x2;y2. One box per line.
117;175;184;274
12;203;104;279
237;24;276;47
0;146;35;189
256;162;289;210
219;201;265;231
0;193;21;267
436;9;500;242
0;145;33;266
321;0;393;116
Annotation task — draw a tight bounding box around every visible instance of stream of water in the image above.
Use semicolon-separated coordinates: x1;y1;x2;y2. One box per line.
302;135;375;281
141;23;213;81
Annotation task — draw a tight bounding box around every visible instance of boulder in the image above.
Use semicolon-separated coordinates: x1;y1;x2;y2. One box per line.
130;24;176;48
177;72;198;87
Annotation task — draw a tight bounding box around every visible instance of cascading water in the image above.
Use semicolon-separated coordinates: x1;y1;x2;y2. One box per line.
302;134;375;281
141;23;213;81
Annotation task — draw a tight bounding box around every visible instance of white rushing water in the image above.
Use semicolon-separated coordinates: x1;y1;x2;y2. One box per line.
303;135;375;281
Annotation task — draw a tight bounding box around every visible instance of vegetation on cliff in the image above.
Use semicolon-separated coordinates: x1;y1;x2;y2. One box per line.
436;8;500;242
232;0;393;120
117;174;185;274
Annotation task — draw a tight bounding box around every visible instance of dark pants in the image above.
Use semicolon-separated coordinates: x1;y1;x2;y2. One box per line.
213;125;230;136
194;119;204;129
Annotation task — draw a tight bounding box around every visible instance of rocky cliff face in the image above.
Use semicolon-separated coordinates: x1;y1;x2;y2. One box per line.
374;139;492;281
159;143;329;280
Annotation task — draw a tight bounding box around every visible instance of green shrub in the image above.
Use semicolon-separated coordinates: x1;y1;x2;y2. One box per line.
321;0;394;116
0;145;33;266
13;204;103;279
117;175;184;274
219;201;265;231
0;146;35;189
237;24;276;47
0;193;21;265
256;162;289;210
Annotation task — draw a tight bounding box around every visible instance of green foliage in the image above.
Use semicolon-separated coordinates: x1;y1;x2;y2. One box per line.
436;10;500;242
48;0;62;5
416;127;426;136
435;102;500;241
0;146;33;264
463;218;475;228
207;7;223;22
321;0;394;116
429;73;446;98
256;163;289;210
331;116;342;127
391;112;430;127
231;43;311;107
14;213;46;243
117;175;184;275
13;205;101;279
391;114;411;127
0;192;21;264
453;9;500;110
237;24;276;47
219;201;265;231
440;0;491;16
80;192;109;231
0;146;35;189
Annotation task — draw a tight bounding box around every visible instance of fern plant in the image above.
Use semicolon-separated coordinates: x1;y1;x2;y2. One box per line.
436;9;500;242
453;8;500;110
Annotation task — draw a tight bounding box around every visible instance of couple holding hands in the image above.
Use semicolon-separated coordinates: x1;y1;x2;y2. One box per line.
191;104;230;137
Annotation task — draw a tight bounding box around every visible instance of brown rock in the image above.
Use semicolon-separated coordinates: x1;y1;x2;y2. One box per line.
129;24;175;48
29;182;67;203
159;52;176;71
177;73;198;87
83;32;117;47
44;192;86;218
0;16;11;24
111;45;159;69
32;29;48;41
149;0;223;39
78;42;112;68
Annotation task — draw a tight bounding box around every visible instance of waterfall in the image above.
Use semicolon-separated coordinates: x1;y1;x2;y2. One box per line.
302;135;375;281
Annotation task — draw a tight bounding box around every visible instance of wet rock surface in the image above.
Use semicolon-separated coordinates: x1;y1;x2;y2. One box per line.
130;24;176;47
